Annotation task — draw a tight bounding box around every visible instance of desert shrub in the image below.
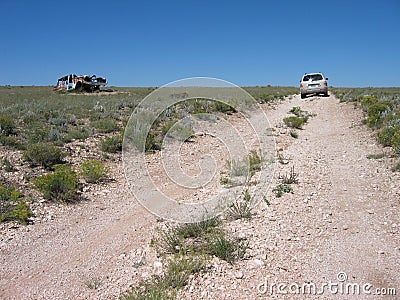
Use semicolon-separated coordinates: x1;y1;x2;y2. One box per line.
377;127;396;147
64;126;91;142
227;189;253;220
23;143;65;169
152;225;185;254
392;130;400;154
272;184;293;197
1;158;16;172
227;159;248;177
165;123;194;142
0;114;15;135
289;130;298;138
361;96;378;112
392;162;400;172
214;101;236;114
175;217;220;239
121;255;206;300
79;160;109;183
100;134;123;153
0;183;33;224
366;101;392;128
366;153;386;159
283;116;306;129
249;150;262;176
207;233;248;264
145;132;162;151
91;117;119;133
33;164;78;201
279;166;299;184
0;135;25;149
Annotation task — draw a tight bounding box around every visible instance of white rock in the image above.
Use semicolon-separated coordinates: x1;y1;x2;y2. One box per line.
253;259;265;267
235;271;244;279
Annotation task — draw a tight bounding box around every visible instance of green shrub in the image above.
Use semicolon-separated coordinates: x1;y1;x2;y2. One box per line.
366;153;386;159
145;132;162;151
0;183;33;224
0;135;25;149
272;184;293;197
91;118;119;133
207;233;247;264
64;126;91;142
100;135;123;153
361;96;378;112
152;225;185;254
392;162;400;172
175;217;220;239
0;114;16;135
121;255;206;300
79;160;109;183
377;127;396;147
289;130;298;138
33;164;79;201
214;101;236;114
1;158;16;172
366;101;392;128
392;130;400;154
283;116;306;129
24;143;65;169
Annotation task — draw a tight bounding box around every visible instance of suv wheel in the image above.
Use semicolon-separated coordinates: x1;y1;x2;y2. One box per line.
301;93;306;99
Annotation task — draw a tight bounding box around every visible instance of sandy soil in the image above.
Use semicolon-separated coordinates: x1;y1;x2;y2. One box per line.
1;94;399;299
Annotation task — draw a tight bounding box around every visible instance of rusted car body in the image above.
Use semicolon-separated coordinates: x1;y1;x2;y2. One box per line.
53;74;107;92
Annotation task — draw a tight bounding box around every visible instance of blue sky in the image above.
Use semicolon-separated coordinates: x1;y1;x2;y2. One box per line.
0;0;399;87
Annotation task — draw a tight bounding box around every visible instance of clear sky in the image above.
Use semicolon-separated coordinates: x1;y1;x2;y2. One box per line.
0;0;399;87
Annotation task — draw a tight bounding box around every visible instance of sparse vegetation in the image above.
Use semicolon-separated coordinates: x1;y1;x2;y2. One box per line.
91;117;120;133
33;164;79;201
279;166;299;184
83;276;103;290
120;254;206;300
333;88;400;155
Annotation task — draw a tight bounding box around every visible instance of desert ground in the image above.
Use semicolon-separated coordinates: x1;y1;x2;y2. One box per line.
1;92;399;299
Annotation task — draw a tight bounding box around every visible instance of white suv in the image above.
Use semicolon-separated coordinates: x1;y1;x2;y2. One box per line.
299;73;328;99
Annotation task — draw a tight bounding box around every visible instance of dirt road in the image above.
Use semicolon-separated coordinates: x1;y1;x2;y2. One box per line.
1;94;399;299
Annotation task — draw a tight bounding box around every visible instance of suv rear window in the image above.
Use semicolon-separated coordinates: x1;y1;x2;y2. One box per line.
310;74;323;81
303;74;323;81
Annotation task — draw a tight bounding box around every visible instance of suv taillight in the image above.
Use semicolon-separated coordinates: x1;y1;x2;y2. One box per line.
323;81;327;86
